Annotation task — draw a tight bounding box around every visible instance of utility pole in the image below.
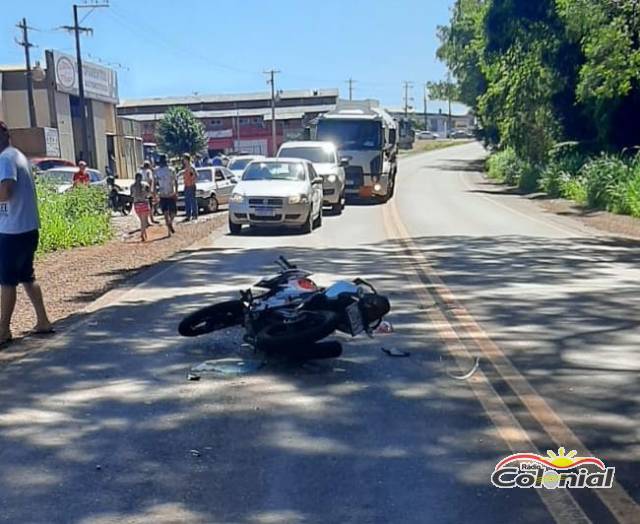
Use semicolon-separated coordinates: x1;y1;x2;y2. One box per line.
62;3;108;165
423;83;429;131
346;78;356;101
402;81;414;119
264;69;280;156
447;71;453;137
16;18;37;128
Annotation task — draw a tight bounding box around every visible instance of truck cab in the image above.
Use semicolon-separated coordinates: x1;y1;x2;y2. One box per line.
315;101;398;202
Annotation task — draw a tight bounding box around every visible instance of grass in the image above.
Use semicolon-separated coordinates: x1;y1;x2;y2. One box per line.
401;139;473;156
37;184;113;255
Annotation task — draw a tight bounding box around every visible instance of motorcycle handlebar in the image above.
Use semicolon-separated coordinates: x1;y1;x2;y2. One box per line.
354;278;377;294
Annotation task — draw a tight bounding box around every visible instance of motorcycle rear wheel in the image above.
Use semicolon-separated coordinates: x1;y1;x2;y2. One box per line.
256;310;338;351
178;300;244;337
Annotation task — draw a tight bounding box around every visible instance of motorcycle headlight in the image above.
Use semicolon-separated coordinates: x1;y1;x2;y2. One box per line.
288;194;308;204
327;174;337;184
230;193;245;203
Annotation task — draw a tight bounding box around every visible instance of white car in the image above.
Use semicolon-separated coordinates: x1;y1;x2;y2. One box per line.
37;167;106;193
227;155;266;182
416;131;438;140
177;166;236;213
276;141;347;214
228;158;323;234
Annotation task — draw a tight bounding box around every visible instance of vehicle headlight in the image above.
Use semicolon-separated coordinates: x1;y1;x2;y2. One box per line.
327;174;337;184
374;183;382;192
288;194;308;204
230;193;245;203
196;189;207;197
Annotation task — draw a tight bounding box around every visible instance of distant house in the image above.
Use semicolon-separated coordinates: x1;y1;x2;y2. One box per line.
386;101;475;135
117;89;339;157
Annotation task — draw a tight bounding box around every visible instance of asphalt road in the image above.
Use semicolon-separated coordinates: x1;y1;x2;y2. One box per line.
0;143;638;524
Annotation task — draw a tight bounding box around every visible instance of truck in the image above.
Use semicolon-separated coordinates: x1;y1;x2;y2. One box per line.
314;100;398;202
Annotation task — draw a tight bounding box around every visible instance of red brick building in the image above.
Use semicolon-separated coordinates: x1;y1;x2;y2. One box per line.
117;89;338;156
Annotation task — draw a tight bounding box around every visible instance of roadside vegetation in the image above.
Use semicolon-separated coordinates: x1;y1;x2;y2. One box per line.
438;0;640;216
405;139;472;156
37;184;112;254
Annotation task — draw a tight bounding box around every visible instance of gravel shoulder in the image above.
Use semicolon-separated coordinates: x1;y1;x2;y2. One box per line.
9;211;228;339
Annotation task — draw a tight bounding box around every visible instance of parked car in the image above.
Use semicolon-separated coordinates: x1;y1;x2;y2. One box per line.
30;157;75;173
227;155;265;181
228;158;323;234
37;167;106;193
177;166;236;213
449;129;474;139
276;141;347;214
416;131;438;140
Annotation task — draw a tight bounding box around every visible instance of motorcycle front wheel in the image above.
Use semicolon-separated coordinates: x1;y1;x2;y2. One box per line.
178;300;244;337
256;310;338;352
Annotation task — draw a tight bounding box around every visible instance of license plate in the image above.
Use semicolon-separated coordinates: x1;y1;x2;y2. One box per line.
254;207;275;217
346;302;365;336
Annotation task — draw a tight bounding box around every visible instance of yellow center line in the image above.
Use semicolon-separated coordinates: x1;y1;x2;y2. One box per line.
384;196;640;523
381;203;591;524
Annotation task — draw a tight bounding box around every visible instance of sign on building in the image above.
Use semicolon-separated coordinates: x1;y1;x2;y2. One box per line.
51;50;118;104
43;127;61;157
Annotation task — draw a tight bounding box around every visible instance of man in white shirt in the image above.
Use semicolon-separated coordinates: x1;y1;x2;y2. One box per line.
0;122;52;348
154;155;178;236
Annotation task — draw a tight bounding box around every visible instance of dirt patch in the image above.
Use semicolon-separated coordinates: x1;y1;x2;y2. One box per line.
538;198;640;239
8;212;228;338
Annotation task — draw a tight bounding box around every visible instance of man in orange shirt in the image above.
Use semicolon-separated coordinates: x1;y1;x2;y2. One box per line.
182;153;198;222
73;161;90;187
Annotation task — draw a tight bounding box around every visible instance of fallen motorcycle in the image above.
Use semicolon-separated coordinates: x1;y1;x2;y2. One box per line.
178;256;391;358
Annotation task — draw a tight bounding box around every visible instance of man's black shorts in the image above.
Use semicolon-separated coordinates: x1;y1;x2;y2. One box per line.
0;229;39;286
159;197;177;214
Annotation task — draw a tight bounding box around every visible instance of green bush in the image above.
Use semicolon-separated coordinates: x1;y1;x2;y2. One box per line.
540;146;589;197
37;184;112;254
562;177;588;204
580;154;632;210
487;148;541;191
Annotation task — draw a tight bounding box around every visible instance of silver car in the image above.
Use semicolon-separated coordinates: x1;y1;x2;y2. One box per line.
228;158;324;234
177;166;235;213
276;141;347;214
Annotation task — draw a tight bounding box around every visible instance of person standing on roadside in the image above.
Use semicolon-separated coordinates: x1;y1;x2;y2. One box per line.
155;154;178;237
141;160;159;225
182;153;198;222
130;172;151;242
0;121;53;349
73;161;90;187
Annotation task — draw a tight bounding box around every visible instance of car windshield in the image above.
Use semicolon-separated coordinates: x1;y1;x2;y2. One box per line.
278;147;335;164
316;120;382;150
242;162;306;182
38;170;74;184
196;169;213;182
228;158;253;170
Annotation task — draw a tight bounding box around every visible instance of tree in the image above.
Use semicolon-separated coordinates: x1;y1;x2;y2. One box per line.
156;106;207;157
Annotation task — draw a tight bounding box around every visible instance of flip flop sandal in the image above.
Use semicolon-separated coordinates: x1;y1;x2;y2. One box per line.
27;328;56;337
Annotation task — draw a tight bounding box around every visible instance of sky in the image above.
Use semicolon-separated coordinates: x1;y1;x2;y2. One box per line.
1;0;459;110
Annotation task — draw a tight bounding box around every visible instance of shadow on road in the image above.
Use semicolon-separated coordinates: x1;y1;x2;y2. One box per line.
0;234;638;522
